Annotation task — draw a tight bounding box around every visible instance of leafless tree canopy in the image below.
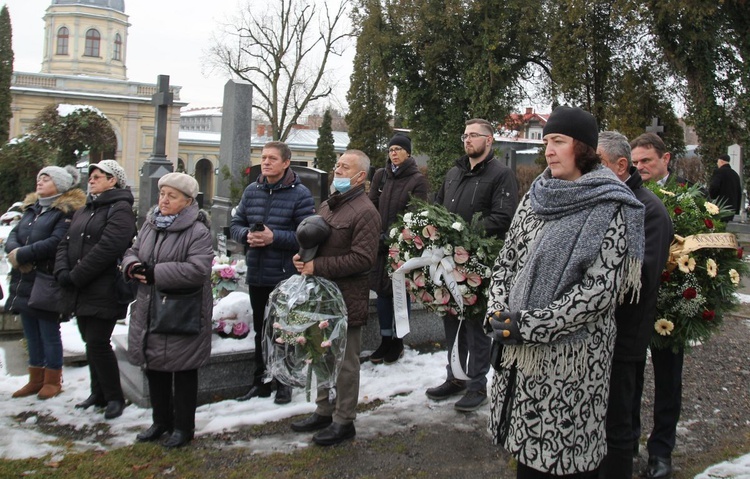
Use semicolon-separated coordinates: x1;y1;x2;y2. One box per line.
208;0;351;140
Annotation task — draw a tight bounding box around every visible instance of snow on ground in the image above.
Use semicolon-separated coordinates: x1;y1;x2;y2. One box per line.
1;265;750;477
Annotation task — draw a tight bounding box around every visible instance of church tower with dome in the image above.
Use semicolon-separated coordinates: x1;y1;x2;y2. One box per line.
41;0;129;80
9;0;186;204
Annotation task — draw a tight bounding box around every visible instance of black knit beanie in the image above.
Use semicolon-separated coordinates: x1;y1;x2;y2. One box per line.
388;134;412;155
542;106;599;150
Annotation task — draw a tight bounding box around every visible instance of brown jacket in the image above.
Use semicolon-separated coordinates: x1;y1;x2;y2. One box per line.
314;185;380;327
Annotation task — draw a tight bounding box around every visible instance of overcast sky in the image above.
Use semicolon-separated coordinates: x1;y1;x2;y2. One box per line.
3;0;355;110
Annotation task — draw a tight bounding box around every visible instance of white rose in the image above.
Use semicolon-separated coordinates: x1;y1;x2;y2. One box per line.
390;227;398;238
403;212;413;225
398;233;404;242
404;252;411;261
451;222;463;231
420;210;429;217
458;284;468;294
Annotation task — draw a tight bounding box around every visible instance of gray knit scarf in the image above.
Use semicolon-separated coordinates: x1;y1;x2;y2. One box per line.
503;165;644;377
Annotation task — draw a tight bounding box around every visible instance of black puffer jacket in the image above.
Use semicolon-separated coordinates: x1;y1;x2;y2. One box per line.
435;151;519;239
369;157;429;296
55;188;136;320
4;189;86;318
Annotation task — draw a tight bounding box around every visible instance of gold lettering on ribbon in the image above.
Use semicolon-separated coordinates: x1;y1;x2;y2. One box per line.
666;233;738;271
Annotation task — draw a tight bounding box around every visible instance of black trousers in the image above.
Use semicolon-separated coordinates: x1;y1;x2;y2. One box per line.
146;369;198;433
77;315;123;402
633;347;684;458
517;463;598;478
248;285;275;385
600;359;638;479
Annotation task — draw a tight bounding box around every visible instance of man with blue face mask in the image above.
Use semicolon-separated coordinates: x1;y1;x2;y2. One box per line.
291;150;381;446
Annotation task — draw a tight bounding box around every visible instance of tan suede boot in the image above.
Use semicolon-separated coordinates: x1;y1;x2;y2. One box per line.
37;368;63;399
12;366;45;398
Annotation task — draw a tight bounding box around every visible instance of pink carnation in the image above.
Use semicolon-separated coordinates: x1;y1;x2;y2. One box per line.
296;336;307;345
319;320;330;329
275;337;284;344
321;340;332;348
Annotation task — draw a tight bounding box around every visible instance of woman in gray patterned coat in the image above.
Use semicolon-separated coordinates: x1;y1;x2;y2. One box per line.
485;107;645;478
123;173;213;449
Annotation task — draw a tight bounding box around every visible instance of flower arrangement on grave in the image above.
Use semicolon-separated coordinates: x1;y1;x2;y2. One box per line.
264;274;347;401
211;291;252;339
387;198;503;321
647;183;748;352
211;255;246;300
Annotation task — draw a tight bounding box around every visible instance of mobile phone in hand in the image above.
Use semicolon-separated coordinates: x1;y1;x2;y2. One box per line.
251;222;265;232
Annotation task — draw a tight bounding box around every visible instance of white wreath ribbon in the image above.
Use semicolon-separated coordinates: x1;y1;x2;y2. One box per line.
391;246;470;380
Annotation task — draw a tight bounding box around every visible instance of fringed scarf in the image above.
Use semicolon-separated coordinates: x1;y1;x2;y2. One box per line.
502;165;644;377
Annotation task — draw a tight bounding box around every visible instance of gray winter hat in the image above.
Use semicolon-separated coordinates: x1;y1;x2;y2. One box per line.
89;160;127;188
158;172;200;199
38;165;80;194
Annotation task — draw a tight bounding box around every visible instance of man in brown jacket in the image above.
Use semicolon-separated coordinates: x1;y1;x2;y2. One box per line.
291;149;381;446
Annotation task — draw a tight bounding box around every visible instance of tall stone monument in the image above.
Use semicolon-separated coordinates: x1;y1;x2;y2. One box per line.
210;79;254;241
137;74;174;227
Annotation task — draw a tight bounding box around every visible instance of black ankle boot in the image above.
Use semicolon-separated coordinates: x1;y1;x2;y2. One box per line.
370;336;393;364
384;337;404;364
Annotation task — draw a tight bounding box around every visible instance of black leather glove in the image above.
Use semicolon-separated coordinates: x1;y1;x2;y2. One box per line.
143;263;155;285
485;310;523;345
57;270;74;288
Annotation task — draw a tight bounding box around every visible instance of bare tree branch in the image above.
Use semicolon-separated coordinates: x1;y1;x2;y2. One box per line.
208;0;352;140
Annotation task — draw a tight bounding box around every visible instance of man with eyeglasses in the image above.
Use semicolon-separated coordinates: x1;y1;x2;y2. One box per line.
427;118;519;412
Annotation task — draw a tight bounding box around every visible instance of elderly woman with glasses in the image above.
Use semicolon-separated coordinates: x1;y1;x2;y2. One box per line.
55;160;136;420
368;133;428;364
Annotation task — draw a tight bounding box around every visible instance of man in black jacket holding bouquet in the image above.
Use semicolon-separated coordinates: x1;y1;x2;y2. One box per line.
428;118;518;412
599;131;673;479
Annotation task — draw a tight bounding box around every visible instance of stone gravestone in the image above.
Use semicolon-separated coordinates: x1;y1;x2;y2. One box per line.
248;164;329;209
210;80;254;244
137;74;174;227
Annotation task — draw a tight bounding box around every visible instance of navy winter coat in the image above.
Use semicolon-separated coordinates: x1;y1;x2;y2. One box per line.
5;189;86;318
230;167;315;287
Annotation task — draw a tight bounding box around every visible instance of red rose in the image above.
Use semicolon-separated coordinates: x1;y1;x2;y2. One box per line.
702;310;715;321
739;247;744;259
661;271;671;282
244;166;251;175
704;219;714;229
674;207;683;215
682;287;697;299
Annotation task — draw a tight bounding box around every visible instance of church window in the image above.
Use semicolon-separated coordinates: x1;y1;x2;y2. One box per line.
84;29;101;57
56;27;69;55
113;33;122;61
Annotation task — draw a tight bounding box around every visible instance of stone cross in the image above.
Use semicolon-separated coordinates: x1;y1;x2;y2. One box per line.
137;74;175;227
646;117;665;137
151;74;173;159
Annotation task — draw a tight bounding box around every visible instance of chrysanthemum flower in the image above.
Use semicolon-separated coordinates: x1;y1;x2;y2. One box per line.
655;318;674;336
704;202;720;215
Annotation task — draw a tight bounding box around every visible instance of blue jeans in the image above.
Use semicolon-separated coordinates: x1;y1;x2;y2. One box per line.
20;312;63;370
376;295;410;337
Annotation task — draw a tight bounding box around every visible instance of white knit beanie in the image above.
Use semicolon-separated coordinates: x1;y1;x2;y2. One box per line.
38;165;80;193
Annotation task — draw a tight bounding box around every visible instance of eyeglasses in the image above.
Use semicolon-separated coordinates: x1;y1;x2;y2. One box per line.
461;133;490;142
89;174;110;181
388;146;404;153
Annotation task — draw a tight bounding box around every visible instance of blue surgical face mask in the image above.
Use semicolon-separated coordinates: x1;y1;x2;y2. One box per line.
332;177;352;193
